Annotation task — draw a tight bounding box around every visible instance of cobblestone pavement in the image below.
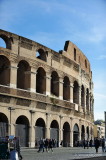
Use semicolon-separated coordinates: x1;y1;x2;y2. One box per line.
21;147;106;160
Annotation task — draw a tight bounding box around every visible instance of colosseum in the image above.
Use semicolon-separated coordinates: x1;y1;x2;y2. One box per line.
0;29;94;148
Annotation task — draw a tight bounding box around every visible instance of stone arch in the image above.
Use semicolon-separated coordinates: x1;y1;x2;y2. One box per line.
86;88;89;111
81;125;85;140
81;85;85;107
36;48;47;62
0;34;12;49
51;71;59;97
35;118;46;146
36;67;46;94
73;123;79;146
73;81;79;104
15;115;29;147
63;76;70;101
17;60;31;90
63;122;70;147
0;55;10;86
0;112;8;137
50;120;59;146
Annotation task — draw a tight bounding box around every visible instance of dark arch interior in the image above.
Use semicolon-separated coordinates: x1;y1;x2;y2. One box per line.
0;55;10;85
0;35;11;49
16;116;29;125
50;120;59;128
17;60;31;90
73;81;79;104
63;76;70;101
36;67;46;94
36;49;47;62
35;118;45;127
51;71;59;97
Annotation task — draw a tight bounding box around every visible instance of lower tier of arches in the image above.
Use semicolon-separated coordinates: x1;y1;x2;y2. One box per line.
0;111;93;147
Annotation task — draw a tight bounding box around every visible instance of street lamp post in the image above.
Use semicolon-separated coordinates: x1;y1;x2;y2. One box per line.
8;107;15;135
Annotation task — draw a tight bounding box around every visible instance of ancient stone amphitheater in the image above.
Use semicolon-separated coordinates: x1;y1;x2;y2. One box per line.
0;29;94;147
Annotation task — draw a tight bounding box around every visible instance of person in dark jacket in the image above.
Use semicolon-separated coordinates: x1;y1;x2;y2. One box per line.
94;137;100;153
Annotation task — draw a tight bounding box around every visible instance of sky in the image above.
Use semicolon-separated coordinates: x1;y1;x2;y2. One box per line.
0;0;106;121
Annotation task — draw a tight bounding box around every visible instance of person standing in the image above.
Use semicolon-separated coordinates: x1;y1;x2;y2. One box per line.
83;139;86;149
94;137;100;153
89;138;93;148
101;138;105;152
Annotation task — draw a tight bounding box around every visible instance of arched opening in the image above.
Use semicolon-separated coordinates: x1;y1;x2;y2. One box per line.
36;49;47;62
73;123;79;147
63;122;70;147
17;60;31;90
0;113;8;137
63;76;70;101
85;59;87;68
36;67;46;94
35;118;45;147
50;120;59;146
81;85;85;107
86;126;89;139
0;35;11;49
0;55;10;86
73;81;79;104
0;37;6;48
15;116;29;147
51;71;59;97
81;125;85;141
86;89;89;111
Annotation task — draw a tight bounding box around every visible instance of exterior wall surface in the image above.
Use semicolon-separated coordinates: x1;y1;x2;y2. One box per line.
0;29;94;147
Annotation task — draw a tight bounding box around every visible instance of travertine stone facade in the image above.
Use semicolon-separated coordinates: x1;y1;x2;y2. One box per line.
0;29;94;147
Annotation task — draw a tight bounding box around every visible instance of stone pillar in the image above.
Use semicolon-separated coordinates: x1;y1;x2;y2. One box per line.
84;126;87;140
59;115;63;146
30;67;37;92
46;72;51;96
79;121;81;141
59;77;63;100
70;82;73;103
70;130;73;147
70;118;73;147
10;62;18;88
45;113;50;139
29;110;35;147
8;107;15;135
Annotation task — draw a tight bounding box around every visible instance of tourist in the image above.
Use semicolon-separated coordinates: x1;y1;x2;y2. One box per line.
94;137;100;153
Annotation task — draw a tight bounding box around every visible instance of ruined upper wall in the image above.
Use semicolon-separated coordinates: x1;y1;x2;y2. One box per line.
0;29;92;79
62;41;91;74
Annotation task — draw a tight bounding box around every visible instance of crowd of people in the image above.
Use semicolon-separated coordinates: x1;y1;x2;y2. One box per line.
76;137;106;153
37;138;59;153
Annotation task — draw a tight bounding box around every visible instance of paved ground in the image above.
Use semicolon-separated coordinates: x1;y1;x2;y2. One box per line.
20;147;106;160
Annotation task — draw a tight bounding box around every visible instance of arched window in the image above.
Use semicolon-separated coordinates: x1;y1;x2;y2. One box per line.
86;88;89;111
81;85;85;107
74;48;76;61
51;71;59;97
36;67;46;94
73;81;79;104
0;37;6;48
0;35;11;49
85;59;87;68
17;60;31;90
36;49;47;62
0;55;10;86
15;115;29;147
63;76;70;101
